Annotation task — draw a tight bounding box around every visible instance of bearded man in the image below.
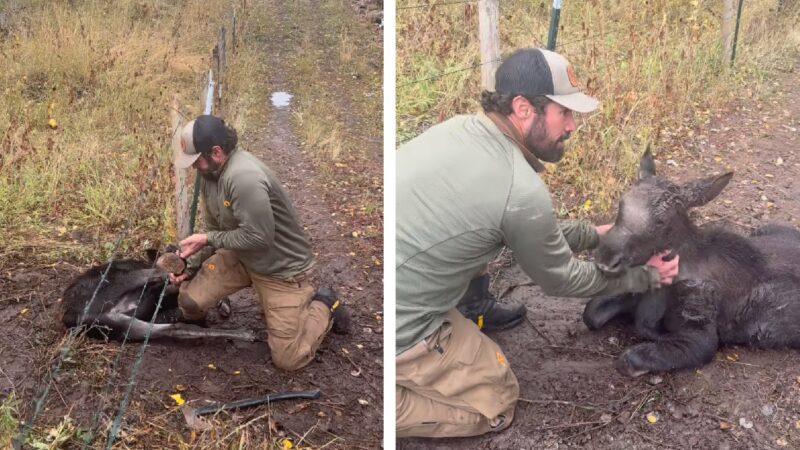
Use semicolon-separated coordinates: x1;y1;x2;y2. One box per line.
395;48;679;438
169;114;349;371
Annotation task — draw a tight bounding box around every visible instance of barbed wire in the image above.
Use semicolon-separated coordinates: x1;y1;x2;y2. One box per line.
105;281;169;449
79;120;185;449
397;57;502;88
398;0;479;10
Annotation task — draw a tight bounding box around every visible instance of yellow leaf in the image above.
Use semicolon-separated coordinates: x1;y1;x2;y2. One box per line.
207;363;217;370
280;438;294;449
48;118;58;129
20;308;29;316
169;394;185;406
646;413;658;424
233;370;241;375
795;420;800;429
726;354;739;362
583;199;593;211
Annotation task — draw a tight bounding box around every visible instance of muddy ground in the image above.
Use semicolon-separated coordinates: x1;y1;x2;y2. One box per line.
0;1;382;449
399;65;800;449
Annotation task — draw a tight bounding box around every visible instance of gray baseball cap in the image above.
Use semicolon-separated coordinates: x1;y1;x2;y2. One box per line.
176;115;228;169
495;48;600;113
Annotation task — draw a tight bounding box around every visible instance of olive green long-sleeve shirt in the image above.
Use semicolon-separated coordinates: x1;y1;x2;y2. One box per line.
396;115;659;354
187;149;314;279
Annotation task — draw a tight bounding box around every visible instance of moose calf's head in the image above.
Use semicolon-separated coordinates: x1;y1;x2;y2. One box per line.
596;150;733;272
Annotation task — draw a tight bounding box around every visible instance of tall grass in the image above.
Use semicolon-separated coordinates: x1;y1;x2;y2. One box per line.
0;0;241;262
397;0;800;215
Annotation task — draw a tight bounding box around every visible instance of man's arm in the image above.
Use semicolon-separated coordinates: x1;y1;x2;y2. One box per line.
558;221;599;253
502;186;659;298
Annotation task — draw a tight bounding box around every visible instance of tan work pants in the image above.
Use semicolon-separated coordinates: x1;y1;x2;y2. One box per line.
396;309;519;438
178;249;331;371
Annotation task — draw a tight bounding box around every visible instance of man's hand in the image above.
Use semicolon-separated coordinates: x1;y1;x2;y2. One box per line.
646;251;680;285
596;224;614;236
178;233;208;260
169;273;189;285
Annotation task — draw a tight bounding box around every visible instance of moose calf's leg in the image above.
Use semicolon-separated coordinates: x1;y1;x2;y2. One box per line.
617;284;718;376
633;290;669;340
583;294;639;331
99;312;256;341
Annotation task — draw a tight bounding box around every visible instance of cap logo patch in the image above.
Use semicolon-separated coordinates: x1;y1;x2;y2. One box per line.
566;65;579;87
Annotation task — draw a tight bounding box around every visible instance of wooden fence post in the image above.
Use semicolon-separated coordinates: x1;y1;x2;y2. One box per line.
478;0;500;91
722;0;735;61
170;95;191;240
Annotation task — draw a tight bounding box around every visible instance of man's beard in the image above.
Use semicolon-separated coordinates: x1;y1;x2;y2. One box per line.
198;155;221;180
524;117;570;163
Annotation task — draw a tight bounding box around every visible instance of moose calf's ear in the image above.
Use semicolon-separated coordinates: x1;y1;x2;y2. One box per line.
144;248;159;263
683;172;734;208
639;148;657;180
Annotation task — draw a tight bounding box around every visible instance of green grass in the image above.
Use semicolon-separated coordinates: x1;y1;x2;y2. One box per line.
397;0;800;217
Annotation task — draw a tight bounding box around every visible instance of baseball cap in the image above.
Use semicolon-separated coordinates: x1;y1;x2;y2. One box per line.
495;48;599;113
176;115;228;169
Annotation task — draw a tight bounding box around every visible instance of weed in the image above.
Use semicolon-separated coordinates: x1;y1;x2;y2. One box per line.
0;393;19;449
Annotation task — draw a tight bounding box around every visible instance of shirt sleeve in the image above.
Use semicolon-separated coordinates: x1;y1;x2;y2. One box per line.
501;184;658;298
206;173;276;252
558;220;600;253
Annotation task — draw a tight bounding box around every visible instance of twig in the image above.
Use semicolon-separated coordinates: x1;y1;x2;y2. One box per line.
318;436;344;449
0;366;15;390
547;345;614;358
518;397;614;413
498;282;535;299
631;429;679;449
525;314;553;346
535;419;605;431
294;421;318;448
341;351;379;394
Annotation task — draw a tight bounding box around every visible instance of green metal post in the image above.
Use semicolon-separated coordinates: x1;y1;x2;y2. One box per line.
730;0;744;65
188;70;216;235
547;0;562;50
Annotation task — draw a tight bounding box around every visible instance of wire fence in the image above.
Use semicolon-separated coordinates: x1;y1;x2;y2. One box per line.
396;0;754;146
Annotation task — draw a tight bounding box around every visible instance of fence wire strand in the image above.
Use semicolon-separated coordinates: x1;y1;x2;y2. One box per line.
398;0;479;10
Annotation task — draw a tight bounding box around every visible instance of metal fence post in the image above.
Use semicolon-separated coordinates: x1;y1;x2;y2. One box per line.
730;0;745;65
547;0;562;50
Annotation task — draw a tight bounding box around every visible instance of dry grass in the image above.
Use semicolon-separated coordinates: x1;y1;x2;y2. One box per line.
0;0;240;263
397;0;800;216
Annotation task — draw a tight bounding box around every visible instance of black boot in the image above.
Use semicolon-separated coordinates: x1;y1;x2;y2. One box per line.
457;275;526;331
313;287;352;335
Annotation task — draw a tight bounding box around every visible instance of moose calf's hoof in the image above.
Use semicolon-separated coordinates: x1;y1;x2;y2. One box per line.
156;252;186;275
615;347;651;378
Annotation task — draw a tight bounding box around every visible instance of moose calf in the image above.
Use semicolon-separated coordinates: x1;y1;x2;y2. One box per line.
62;251;255;342
583;151;800;376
